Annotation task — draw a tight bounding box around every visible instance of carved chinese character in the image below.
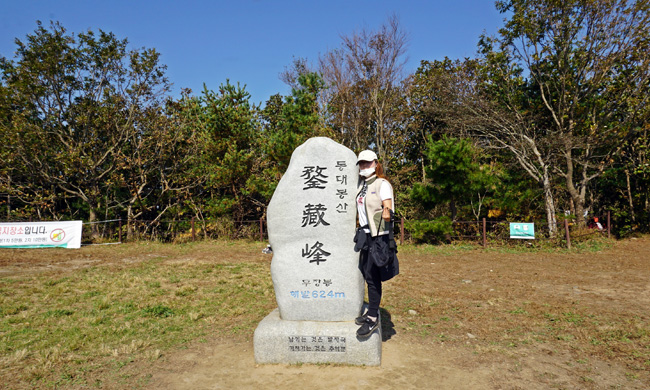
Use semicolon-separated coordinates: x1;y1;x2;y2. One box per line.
301;203;330;227
301;241;331;265
301;166;328;190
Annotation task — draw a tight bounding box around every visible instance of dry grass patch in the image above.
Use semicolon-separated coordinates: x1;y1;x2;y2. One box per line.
383;237;650;385
0;240;275;389
1;237;649;389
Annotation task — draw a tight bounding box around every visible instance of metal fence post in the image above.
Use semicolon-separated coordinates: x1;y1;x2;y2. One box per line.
565;219;571;249
482;217;487;248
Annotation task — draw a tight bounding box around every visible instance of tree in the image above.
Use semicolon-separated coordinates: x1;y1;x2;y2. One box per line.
260;71;330;174
490;0;650;226
263;72;328;170
186;81;261;227
597;120;650;235
412;0;650;235
319;15;410;169
113;92;202;239
412;135;499;222
279;57;315;91
0;21;170;237
411;58;561;236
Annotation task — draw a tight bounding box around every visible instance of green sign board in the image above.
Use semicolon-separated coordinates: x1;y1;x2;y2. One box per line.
510;223;535;239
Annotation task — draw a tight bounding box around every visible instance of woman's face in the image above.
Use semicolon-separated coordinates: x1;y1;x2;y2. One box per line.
358;160;377;170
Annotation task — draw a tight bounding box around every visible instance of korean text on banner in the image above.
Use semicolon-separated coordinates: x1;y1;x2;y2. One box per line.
510;223;535;240
0;221;83;249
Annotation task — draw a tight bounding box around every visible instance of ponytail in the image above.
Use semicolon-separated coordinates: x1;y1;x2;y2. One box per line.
375;161;389;181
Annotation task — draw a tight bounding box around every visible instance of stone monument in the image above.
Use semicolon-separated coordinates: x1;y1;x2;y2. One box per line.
254;137;382;366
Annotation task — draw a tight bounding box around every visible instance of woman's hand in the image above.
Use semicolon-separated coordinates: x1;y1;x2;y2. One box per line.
381;199;393;222
382;208;391;222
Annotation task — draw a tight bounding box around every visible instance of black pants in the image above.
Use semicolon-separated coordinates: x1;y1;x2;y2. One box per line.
360;240;384;319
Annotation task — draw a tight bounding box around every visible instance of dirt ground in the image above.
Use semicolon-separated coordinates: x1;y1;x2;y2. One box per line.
2;237;650;389
143;238;649;390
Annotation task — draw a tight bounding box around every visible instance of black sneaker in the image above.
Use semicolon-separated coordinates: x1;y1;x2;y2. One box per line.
356;317;379;338
355;313;367;326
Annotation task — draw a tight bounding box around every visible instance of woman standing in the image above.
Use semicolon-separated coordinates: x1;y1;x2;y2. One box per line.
354;150;399;338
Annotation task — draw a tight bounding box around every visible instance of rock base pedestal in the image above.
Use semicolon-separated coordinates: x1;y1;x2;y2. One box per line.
254;309;381;366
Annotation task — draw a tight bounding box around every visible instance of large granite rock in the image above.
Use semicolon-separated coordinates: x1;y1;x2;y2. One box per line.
255;137;381;366
254;309;381;366
267;137;364;322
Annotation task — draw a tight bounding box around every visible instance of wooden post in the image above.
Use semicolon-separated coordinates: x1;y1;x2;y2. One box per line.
118;218;122;243
260;218;264;242
482;218;487;248
607;211;611;239
191;217;196;241
564;219;571;249
400;218;404;245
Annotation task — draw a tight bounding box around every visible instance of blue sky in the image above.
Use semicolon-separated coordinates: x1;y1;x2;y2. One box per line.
0;0;506;106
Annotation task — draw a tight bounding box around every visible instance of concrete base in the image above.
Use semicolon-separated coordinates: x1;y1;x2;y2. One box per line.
254;309;382;366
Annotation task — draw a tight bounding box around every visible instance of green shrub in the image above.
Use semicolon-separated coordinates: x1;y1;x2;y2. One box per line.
407;217;453;244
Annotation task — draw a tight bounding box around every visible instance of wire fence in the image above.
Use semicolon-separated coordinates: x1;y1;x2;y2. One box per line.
3;212;612;249
79;217;267;244
442;214;611;250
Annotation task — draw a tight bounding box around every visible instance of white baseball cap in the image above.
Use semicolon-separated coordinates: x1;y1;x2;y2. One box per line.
357;150;378;164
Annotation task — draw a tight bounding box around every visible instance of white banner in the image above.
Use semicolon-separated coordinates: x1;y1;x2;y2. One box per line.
0;221;83;249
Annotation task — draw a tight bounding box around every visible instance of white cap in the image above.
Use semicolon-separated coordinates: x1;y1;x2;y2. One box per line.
357;150;378;164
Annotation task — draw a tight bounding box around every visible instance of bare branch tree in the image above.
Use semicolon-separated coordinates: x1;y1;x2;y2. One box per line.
496;0;650;225
319;14;410;170
412;58;560;237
